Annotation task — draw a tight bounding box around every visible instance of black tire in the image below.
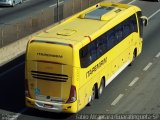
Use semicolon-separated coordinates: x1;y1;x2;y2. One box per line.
129;50;137;66
88;85;96;106
91;85;96;101
97;79;104;99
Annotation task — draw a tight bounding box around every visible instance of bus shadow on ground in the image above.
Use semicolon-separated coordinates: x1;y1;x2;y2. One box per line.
22;108;73;120
0;55;25;113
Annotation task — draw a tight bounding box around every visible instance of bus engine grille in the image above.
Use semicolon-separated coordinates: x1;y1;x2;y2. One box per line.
31;71;68;82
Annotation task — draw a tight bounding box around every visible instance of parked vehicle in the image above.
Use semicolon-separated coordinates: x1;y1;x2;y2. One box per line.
0;0;22;7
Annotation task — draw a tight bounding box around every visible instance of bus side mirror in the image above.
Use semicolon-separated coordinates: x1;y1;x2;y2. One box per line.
141;16;148;26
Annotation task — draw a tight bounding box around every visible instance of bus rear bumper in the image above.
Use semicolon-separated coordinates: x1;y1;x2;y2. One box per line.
25;97;77;113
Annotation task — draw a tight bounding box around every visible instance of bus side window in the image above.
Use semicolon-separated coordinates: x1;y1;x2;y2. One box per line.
88;41;97;62
137;11;143;37
123;20;130;38
80;46;89;67
115;24;123;42
96;35;105;57
107;29;116;50
130;15;138;33
101;35;108;53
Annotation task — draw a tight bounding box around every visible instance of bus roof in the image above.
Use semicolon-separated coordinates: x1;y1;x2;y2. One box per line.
32;2;141;47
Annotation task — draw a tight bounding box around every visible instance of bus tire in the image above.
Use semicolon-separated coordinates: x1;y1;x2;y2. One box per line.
88;85;96;106
97;79;105;99
129;49;137;66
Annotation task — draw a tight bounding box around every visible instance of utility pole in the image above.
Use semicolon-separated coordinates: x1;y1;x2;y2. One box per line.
57;0;59;22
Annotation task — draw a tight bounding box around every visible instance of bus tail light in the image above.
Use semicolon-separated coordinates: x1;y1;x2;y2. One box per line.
66;85;77;103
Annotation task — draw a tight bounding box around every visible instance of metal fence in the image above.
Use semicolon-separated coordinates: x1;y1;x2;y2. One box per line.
0;0;102;48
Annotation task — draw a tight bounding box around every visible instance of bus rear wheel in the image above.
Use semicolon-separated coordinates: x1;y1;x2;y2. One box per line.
129;49;137;66
88;85;96;106
97;79;105;99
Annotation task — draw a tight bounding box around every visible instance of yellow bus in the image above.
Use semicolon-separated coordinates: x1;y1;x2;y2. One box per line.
25;1;147;113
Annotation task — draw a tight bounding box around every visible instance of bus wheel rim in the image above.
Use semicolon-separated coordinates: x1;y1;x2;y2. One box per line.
99;84;103;95
91;87;95;100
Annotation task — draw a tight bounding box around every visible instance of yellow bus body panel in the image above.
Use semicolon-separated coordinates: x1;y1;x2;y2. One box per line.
25;1;143;113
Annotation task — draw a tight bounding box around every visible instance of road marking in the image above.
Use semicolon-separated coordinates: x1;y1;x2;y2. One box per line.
148;8;160;20
128;0;160;20
143;62;152;71
111;94;124;106
0;62;24;78
128;0;136;5
129;77;139;87
155;52;160;58
10;108;28;120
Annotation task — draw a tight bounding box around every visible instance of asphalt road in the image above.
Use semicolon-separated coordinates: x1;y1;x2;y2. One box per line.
0;0;160;120
0;0;61;23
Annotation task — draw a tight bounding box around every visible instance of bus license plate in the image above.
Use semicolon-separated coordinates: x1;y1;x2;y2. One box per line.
44;104;53;108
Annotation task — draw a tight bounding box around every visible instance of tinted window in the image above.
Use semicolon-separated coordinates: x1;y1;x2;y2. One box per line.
130;15;138;33
137;11;143;37
115;24;123;42
123;19;131;38
80;14;138;68
107;29;116;49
